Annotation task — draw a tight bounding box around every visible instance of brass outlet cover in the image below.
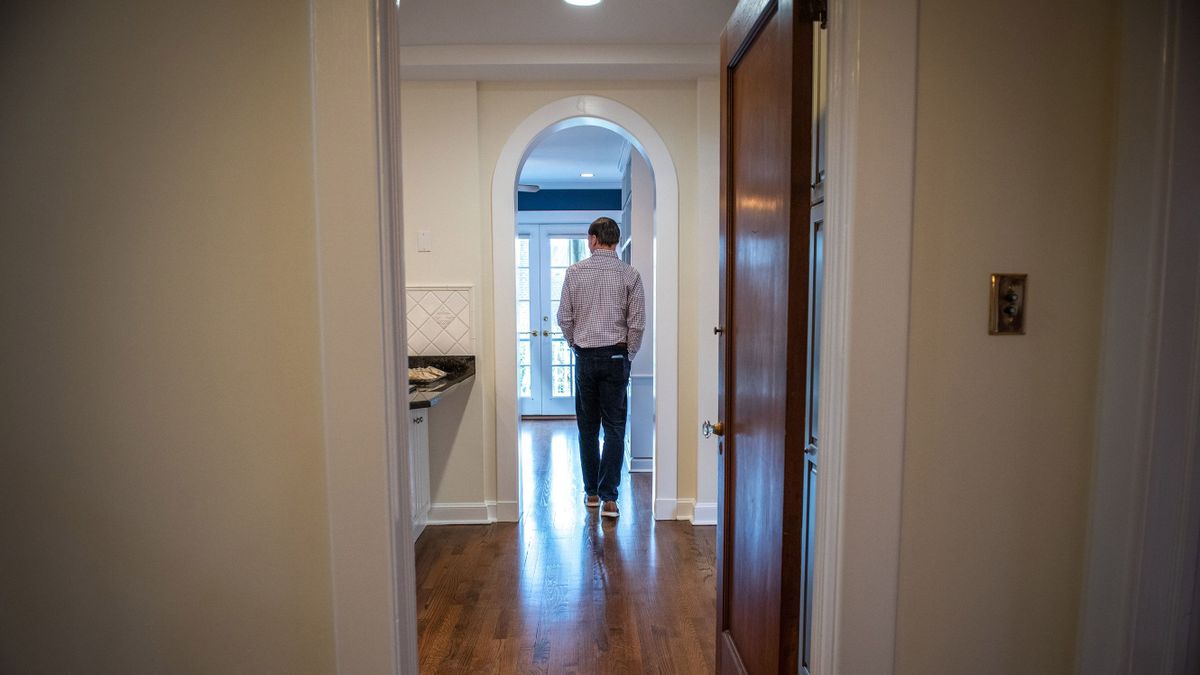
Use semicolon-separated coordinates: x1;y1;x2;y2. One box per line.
989;274;1027;335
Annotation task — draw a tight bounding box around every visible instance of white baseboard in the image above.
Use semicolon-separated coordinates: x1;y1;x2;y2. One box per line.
654;498;677;521
426;502;493;525
629;457;653;473
691;501;717;526
665;499;717;525
493;500;519;523
675;498;695;521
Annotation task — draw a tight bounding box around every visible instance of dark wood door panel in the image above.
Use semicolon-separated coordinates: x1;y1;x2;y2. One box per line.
727;12;791;675
720;630;751;675
717;0;815;674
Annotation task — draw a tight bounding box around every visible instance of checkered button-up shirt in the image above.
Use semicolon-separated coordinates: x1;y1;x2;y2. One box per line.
556;249;646;357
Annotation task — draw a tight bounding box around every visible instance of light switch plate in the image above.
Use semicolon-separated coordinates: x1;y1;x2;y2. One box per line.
989;273;1027;335
417;231;432;252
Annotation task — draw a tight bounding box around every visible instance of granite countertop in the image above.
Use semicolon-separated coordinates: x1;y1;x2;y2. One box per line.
408;355;475;410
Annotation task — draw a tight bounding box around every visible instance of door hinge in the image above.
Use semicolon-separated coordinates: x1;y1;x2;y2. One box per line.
809;0;828;28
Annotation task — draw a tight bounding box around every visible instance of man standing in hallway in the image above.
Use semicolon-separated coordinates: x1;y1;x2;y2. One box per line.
557;217;646;519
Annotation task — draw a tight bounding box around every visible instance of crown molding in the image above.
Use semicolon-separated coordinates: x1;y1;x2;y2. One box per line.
399;43;719;81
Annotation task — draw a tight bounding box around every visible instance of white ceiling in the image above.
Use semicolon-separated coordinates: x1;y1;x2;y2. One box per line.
519;125;630;189
397;0;737;46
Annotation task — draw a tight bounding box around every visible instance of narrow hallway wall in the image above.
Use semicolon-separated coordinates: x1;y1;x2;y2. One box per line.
897;1;1119;671
0;1;334;671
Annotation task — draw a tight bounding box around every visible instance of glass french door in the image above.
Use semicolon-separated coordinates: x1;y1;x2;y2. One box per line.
516;224;590;416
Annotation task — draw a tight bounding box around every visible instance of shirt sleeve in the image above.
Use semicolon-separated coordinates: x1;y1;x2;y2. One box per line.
626;271;646;357
556;267;576;346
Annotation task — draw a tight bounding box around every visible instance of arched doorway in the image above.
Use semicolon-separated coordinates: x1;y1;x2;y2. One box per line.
490;96;680;522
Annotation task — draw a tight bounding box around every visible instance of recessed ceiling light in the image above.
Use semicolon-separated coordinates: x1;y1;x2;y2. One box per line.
580;172;594;178
564;0;602;6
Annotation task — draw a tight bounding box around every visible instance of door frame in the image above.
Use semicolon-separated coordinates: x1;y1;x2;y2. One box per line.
1077;0;1200;670
491;98;681;522
312;0;919;672
311;0;416;672
809;0;918;671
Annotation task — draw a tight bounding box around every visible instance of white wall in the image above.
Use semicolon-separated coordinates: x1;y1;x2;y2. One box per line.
896;0;1118;672
398;79;716;511
0;1;334;671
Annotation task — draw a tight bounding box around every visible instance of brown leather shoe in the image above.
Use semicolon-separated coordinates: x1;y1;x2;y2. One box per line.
585;495;600;508
601;500;619;518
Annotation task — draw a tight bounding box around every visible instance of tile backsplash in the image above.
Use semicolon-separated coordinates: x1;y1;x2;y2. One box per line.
406;286;474;356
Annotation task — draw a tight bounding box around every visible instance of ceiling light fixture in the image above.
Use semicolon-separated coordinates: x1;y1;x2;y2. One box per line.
580;172;594;178
564;0;602;6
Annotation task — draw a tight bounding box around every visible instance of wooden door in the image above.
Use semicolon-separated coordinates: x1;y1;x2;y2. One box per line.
716;1;816;673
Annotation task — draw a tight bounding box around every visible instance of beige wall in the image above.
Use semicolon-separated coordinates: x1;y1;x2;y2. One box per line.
0;2;334;672
400;79;711;508
897;1;1118;672
400;81;490;505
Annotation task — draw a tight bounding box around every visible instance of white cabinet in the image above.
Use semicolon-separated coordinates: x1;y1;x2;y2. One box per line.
408;408;430;541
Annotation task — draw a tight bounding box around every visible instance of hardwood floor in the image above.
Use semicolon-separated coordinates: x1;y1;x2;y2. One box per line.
415;420;717;674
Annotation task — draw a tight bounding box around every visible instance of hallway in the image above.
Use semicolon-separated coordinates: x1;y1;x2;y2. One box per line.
414;420;717;673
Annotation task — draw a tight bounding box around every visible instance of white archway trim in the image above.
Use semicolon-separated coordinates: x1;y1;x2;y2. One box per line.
491;96;680;521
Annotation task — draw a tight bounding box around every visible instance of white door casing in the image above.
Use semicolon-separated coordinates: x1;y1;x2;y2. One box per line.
319;0;918;670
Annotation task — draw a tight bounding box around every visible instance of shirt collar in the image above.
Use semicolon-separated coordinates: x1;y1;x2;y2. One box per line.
592;248;618;258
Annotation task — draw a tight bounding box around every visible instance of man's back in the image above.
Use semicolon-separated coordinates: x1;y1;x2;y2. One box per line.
557;249;645;356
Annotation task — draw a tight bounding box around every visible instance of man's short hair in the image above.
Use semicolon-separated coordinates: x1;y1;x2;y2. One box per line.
588;217;621;246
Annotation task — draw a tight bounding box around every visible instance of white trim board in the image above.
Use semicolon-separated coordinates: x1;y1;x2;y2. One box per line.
691;501;717;526
629;458;653;473
311;0;414;671
398;44;719;81
492;97;680;523
1078;0;1200;671
672;498;693;522
674;499;717;525
810;1;919;673
427;502;495;525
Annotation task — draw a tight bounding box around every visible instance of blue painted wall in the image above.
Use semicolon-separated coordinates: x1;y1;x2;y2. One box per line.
517;189;621;211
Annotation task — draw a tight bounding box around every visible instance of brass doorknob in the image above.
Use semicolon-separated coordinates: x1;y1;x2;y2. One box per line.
528;331;538;337
702;420;725;438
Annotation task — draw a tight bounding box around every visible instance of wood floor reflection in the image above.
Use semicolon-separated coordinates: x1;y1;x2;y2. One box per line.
415;420;717;674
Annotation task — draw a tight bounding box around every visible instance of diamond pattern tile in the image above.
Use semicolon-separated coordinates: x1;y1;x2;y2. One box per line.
407;287;474;356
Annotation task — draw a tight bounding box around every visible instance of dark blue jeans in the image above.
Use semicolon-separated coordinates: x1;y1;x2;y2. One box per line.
574;344;630;501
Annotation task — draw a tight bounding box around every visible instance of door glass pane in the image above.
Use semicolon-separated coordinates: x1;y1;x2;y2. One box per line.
550;300;560;332
551;339;573;366
550;238;570;267
810;224;824;442
550;268;566;302
571;238;588;264
518;366;531;399
516;237;529;267
549;237;588;266
518;339;531;366
517;268;530;301
517;300;530;334
552;365;573;397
